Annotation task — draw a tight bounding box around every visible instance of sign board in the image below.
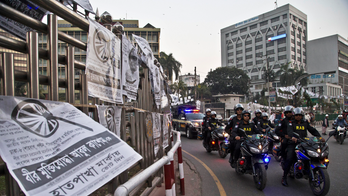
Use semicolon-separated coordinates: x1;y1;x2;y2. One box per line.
270;97;276;102
0;96;142;196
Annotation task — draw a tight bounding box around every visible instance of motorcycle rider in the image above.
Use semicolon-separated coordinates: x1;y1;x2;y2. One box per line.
203;108;212;147
333;114;348;137
230;110;261;168
257;112;275;133
281;107;323;187
204;111;223;151
226;103;244;165
275;105;294;164
252;109;262;125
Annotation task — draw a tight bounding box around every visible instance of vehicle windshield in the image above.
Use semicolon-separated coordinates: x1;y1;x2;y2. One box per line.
185;113;204;120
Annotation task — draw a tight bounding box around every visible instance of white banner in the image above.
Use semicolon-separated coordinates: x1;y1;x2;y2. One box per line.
86;19;122;103
162;114;169;149
133;34;155;73
153;66;162;108
0;0;47;40
96;105;122;137
152;113;161;156
121;35;139;100
62;0;94;13
0;96;142;196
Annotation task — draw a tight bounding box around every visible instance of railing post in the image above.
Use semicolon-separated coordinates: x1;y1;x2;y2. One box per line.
177;144;185;195
2;53;14;96
170;155;176;196
164;161;174;196
48;14;59;101
27;31;39;99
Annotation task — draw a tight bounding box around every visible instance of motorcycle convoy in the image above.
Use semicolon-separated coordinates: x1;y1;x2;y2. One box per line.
199;105;342;196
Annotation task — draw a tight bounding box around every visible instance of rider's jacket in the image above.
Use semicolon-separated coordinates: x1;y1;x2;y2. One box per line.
225;116;243;134
257;119;275;131
275;117;293;138
287;119;321;139
231;121;261;138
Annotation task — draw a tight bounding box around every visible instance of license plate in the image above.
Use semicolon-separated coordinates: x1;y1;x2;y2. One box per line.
180;124;185;128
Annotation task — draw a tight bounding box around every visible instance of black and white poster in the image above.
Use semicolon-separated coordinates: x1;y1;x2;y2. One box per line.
121;35;139;100
153;66;162;108
96;105;122;137
86;19;123;104
152;113;161;157
0;0;48;40
162;113;170;149
132;34;155;74
0;96;142;196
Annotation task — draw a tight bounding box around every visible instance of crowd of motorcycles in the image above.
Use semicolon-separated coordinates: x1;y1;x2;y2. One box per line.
199;116;347;196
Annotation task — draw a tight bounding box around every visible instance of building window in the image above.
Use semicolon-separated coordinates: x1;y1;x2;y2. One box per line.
283;14;287;19
225;33;229;38
246;54;253;59
278;31;286;35
252;68;258;73
251;75;259;80
256;52;263;58
278;47;286;52
250;24;257;30
293;15;297;22
271;16;280;23
312;87;316;93
291;39;295;44
255;45;263;50
278;55;287;60
266;42;274;47
228;60;234;63
228;52;234;56
278;39;286;44
237;64;243;68
297;34;301;39
297;57;301;61
303;44;306;48
297;41;301;46
302;36;306;40
266;50;274;55
236;50;243;55
236;57;243;61
245;47;252;52
260;21;268;26
256;37;263;42
246;62;253;66
291;31;295;36
292;55;296;60
231;31;238;36
256;60;263;64
268;57;275;62
245;40;252;45
227;46;234;50
303;59;306;63
298;19;303;25
240;27;247;33
297;49;301;54
236;43;242;48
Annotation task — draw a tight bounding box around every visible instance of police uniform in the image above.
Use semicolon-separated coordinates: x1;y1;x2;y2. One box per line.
225;116;243;134
257;119;275;132
202;115;210;144
230;121;261;162
252;116;261;127
283;119;321;179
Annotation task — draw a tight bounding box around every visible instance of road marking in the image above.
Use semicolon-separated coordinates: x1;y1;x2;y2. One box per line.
182;150;227;196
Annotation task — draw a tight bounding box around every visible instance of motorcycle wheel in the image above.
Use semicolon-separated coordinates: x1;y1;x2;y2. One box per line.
340;134;344;145
253;163;267;191
219;143;227;158
309;168;330;196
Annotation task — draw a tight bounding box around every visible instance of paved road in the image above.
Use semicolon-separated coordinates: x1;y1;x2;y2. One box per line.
180;127;348;196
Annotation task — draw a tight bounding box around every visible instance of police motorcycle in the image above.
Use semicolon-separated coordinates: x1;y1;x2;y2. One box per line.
204;124;226;153
332;123;347;145
289;132;335;196
264;126;282;162
219;130;230;158
235;128;271;191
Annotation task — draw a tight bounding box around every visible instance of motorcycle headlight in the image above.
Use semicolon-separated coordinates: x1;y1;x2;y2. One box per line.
321;150;329;157
308;150;319;158
250;147;261;154
192;122;199;127
223;132;229;138
262;145;269;153
273;135;279;140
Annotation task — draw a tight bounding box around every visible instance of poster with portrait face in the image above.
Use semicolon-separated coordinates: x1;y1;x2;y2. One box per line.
152;113;161;157
96;105;122;137
86;19;123;104
132;34;155;74
0;96;141;196
153;66;162;108
162;113;170;149
121;35;139;101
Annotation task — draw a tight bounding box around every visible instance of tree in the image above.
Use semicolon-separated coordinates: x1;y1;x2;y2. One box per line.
159;52;182;82
171;80;187;103
275;62;296;87
197;83;211;100
204;67;249;95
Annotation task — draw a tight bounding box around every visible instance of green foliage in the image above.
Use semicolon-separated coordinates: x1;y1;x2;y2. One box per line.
159;52;182;81
204;67;249;95
303;91;314;108
171;80;187;103
197;83;211;99
275;62;308;87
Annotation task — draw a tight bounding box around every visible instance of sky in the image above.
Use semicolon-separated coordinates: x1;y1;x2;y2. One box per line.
88;0;348;83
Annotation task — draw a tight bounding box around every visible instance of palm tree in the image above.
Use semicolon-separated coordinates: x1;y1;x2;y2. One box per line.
159;52;182;82
171;80;187;102
275;62;296;87
197;83;211;100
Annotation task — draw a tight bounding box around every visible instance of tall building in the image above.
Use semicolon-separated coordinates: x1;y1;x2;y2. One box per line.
307;34;348;95
220;4;307;96
179;73;200;95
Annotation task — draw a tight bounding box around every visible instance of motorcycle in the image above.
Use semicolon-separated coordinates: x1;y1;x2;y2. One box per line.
289;131;335;196
235;128;271;191
267;128;282;162
334;125;346;145
219;130;230;158
203;125;225;153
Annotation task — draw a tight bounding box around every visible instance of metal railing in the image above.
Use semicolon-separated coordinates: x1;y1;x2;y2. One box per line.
0;1;176;195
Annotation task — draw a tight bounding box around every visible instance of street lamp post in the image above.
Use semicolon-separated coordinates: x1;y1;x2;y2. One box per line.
265;57;271;113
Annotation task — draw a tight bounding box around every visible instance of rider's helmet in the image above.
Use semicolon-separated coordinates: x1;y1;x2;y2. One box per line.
261;112;269;118
338;114;343;119
234;103;244;114
284;105;294;114
211;111;217;116
293;108;304;116
241;110;251;116
255;109;262;116
206;108;211;114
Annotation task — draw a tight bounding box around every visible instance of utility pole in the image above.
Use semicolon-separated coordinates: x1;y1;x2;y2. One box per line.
266;57;271;113
194;66;197;102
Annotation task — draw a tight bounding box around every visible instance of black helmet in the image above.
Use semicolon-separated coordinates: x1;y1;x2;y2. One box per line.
261;112;268;117
242;110;251;116
293;108;304;116
284;105;294;114
255;109;262;115
234;103;244;114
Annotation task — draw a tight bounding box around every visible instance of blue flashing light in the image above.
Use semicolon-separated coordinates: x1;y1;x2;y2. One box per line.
184;109;200;113
268;34;287;41
264;157;270;163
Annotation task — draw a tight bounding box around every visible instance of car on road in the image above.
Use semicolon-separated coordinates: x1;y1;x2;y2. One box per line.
172;110;204;139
